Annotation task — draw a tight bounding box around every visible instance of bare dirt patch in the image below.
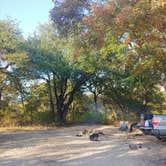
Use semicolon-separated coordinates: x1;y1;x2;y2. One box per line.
0;125;166;166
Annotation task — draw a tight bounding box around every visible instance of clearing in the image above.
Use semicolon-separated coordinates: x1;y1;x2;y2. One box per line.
0;125;166;166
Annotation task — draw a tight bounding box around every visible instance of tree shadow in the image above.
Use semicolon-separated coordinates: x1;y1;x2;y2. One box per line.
0;126;165;166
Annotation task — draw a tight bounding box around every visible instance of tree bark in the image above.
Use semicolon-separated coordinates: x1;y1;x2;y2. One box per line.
0;89;2;110
141;90;148;113
93;91;98;112
54;72;92;125
47;75;55;114
0;89;2;101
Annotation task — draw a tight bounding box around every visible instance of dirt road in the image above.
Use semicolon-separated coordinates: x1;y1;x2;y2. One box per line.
0;125;166;166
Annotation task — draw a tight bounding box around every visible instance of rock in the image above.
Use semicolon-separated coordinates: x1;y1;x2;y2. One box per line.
129;143;142;150
129;144;138;150
76;131;83;137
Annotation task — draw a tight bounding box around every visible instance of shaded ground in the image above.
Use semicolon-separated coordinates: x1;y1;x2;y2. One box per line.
0;125;166;166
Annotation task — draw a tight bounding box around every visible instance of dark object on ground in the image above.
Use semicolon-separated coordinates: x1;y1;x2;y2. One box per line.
129;143;142;150
89;133;99;141
130;122;138;132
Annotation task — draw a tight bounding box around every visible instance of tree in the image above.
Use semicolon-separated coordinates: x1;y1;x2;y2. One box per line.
81;0;166;116
86;71;105;111
0;19;26;110
22;27;93;124
50;0;90;36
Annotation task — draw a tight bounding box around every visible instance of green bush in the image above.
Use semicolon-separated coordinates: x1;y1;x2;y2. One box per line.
152;110;166;115
80;111;109;124
34;111;56;125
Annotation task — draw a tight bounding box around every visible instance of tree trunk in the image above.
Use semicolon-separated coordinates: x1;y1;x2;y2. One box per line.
93;91;98;112
57;108;67;125
47;79;55;114
109;83;126;117
56;89;75;125
30;109;33;125
0;90;2;109
0;90;1;101
53;72;92;125
141;91;148;113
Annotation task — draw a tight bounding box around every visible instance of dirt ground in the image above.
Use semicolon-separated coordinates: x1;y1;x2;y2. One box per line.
0;125;166;166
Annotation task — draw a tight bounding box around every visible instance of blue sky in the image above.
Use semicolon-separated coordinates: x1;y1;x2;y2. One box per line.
0;0;54;37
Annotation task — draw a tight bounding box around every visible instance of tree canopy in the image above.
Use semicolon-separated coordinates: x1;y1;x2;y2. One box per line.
0;0;165;126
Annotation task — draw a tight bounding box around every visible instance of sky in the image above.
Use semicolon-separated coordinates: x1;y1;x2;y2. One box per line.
0;0;54;37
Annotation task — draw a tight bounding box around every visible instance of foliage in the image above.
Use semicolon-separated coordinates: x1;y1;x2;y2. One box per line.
50;0;90;36
0;0;166;126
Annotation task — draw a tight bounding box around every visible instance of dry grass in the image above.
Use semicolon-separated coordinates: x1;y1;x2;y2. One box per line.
0;125;57;132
